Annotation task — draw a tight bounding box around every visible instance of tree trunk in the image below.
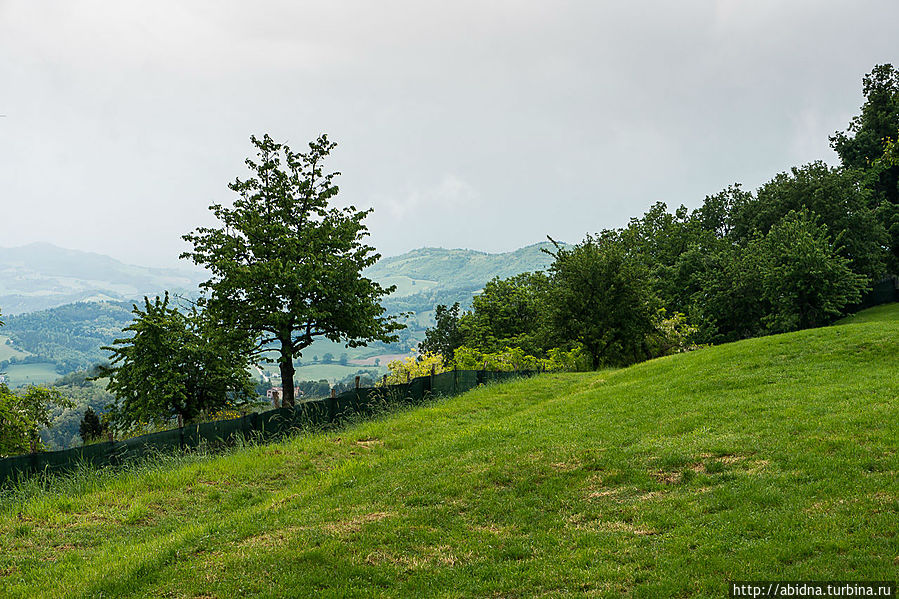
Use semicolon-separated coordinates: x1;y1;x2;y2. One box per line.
279;343;296;408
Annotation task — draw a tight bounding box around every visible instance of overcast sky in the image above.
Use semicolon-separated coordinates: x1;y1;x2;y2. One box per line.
1;1;897;268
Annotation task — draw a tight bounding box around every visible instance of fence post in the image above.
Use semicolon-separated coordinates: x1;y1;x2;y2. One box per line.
327;387;338;423
430;364;435;393
355;375;360;389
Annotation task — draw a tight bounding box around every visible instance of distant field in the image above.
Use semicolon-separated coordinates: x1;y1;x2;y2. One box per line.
3;362;59;387
377;275;439;297
261;362;386;383
350;353;410;367
0;335;30;362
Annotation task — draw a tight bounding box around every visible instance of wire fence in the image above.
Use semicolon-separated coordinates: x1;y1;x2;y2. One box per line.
0;369;535;487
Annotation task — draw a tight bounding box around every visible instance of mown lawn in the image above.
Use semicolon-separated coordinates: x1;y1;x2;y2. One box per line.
1;305;897;598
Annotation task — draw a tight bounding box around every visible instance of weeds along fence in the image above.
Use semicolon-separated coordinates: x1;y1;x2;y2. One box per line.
0;369;536;488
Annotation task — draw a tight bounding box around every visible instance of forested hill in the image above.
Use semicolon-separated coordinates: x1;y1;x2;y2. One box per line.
0;301;134;373
368;242;562;324
364;242;560;296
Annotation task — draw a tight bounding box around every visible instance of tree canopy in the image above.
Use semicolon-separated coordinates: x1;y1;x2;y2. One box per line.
101;294;256;431
831;63;899;271
545;234;658;369
181;134;403;407
0;384;73;455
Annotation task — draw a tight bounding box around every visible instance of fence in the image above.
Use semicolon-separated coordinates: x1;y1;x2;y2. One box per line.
0;369;535;488
850;275;899;311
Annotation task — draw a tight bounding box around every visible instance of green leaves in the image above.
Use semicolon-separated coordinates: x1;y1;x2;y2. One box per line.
0;383;73;455
181;134;403;406
751;211;867;332
101;294;256;431
547;232;659;369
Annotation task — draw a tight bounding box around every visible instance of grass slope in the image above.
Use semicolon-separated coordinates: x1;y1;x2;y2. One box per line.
2;362;59;387
1;305;898;597
0;334;31;363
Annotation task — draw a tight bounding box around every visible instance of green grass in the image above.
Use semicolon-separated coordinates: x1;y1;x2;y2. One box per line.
376;275;440;298
0;334;31;362
1;305;898;597
3;362;59;387
836;301;899;325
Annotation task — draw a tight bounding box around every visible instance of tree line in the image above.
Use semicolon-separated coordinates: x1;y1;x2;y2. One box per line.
419;64;899;371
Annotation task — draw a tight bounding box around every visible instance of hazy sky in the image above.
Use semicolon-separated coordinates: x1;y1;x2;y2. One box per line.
1;1;897;267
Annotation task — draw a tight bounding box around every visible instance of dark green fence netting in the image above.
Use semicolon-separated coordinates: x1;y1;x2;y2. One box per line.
0;369;537;486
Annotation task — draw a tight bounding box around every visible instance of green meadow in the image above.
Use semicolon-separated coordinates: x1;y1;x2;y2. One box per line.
2;362;59;388
1;304;897;597
0;335;31;363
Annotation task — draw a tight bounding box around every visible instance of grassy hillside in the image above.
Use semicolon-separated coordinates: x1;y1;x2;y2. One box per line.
364;242;559;291
1;305;897;597
0;334;30;363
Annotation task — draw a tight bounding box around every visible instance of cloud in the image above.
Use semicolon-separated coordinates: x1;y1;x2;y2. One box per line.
376;175;479;222
0;1;897;265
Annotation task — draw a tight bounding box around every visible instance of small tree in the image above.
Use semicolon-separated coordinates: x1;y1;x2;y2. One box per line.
78;407;107;443
752;211;867;332
101;294;256;431
182;134;403;407
0;384;73;455
419;303;465;366
467;272;551;355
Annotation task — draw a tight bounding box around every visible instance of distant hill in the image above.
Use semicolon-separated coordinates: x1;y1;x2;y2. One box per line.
0;243;205;315
364;241;560;298
0;241;564;381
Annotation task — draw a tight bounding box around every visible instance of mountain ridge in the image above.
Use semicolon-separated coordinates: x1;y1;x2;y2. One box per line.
0;241;565;313
0;243;205;315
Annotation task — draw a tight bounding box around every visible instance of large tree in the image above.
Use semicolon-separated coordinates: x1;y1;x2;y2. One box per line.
830;64;899;205
182;134;403;407
831;63;899;271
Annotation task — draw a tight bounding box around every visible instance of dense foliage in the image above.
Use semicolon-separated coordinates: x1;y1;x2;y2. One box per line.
0;384;73;456
99;295;256;432
421;64;897;369
182;134;403;407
